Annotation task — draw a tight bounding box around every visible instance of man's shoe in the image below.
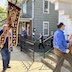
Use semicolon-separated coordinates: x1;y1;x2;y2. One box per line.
7;66;11;68
1;69;6;72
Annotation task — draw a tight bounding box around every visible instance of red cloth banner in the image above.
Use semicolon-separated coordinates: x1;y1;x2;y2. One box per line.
8;2;21;47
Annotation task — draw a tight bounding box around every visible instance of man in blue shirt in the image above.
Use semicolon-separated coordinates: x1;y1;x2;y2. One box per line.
0;24;11;72
20;27;27;51
53;22;72;72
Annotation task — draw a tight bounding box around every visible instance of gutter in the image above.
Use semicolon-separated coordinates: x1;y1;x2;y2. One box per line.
32;0;35;35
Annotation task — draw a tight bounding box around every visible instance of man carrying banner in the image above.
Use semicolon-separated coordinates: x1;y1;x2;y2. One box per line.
0;24;11;72
0;1;21;72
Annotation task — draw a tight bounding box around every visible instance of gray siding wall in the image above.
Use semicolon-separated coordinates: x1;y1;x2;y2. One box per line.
26;0;32;18
33;0;58;38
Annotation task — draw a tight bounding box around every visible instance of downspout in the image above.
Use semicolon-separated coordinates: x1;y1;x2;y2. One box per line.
32;0;34;19
32;0;35;39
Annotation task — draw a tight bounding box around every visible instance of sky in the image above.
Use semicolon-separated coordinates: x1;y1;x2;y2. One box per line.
0;0;8;8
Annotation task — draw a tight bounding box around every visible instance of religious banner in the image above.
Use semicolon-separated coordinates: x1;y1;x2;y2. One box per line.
8;1;21;47
0;29;8;49
0;1;21;49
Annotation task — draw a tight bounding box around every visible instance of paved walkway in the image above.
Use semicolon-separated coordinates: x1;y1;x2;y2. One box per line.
0;47;71;72
0;47;52;72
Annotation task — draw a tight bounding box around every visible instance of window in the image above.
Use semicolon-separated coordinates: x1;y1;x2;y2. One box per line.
23;2;27;14
43;21;49;36
43;0;49;14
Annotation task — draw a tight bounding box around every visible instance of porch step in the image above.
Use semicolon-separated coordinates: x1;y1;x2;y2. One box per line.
46;53;72;71
46;53;57;63
41;58;56;70
41;52;72;72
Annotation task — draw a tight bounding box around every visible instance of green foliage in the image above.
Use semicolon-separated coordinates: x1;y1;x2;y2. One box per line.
0;13;6;21
0;7;6;12
17;0;24;3
0;23;2;27
10;0;24;4
0;7;7;26
34;40;39;47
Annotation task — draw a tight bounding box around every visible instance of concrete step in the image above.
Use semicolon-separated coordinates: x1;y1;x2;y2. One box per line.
41;58;56;70
46;53;72;70
41;52;72;72
46;52;57;63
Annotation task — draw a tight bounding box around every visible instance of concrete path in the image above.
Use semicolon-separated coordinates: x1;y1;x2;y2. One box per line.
0;47;52;72
0;46;71;72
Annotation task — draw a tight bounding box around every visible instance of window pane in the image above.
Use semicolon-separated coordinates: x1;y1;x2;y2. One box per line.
23;3;27;14
44;23;48;29
44;1;48;12
45;1;48;9
44;29;48;35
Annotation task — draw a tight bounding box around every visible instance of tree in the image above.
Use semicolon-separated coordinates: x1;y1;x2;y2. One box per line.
0;7;7;27
7;0;24;4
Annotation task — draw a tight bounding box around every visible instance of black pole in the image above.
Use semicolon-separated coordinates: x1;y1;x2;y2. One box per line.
33;45;35;62
44;47;45;58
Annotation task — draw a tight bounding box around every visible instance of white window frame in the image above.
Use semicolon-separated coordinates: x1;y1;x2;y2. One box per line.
23;2;27;14
43;21;49;36
43;0;50;14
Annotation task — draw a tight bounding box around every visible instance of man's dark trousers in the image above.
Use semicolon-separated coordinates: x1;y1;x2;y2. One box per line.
1;47;10;69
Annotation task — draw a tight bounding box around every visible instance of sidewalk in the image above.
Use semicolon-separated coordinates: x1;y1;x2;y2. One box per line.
0;47;52;72
0;47;71;72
